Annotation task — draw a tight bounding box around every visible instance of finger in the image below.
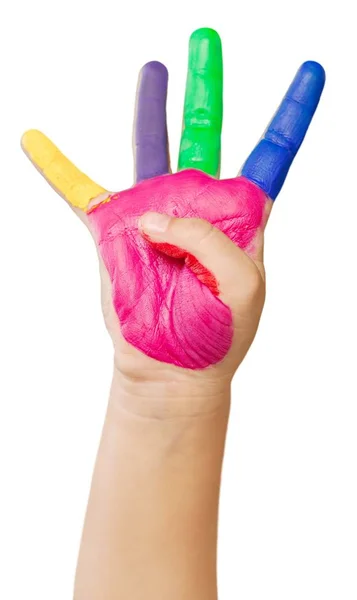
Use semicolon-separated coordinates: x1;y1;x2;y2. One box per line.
139;212;262;306
21;130;107;211
134;61;170;183
178;28;223;177
240;61;325;199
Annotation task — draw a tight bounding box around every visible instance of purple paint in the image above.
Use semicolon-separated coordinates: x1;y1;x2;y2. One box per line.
134;61;169;182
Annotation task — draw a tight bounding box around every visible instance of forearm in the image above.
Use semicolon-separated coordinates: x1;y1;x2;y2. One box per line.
74;369;231;600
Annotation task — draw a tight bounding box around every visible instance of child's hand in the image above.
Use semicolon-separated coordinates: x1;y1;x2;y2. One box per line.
21;29;325;389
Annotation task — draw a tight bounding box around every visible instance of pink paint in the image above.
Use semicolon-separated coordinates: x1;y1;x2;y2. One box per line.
88;169;266;369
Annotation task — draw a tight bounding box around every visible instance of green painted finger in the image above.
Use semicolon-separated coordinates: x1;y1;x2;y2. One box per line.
178;28;223;177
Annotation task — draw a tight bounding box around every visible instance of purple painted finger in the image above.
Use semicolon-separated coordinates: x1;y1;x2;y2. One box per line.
134;61;169;183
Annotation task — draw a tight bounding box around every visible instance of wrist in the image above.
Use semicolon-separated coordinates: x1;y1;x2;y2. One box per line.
109;363;231;419
76;361;230;600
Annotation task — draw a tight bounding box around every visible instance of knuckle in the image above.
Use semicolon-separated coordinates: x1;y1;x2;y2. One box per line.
172;218;215;246
194;220;216;246
185;108;220;129
229;263;265;304
244;268;265;300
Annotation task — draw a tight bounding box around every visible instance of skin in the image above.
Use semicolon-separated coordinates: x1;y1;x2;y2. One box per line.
22;29;325;600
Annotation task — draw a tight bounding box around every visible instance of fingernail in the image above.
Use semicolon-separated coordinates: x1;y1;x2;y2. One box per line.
140;212;170;233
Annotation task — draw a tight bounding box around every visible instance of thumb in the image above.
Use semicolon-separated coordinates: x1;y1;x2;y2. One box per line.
139;211;263;305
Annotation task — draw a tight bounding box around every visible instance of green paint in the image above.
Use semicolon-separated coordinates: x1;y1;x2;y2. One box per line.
178;28;223;177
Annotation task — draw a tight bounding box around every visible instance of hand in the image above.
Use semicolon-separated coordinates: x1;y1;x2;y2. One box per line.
21;28;325;389
20;31;325;597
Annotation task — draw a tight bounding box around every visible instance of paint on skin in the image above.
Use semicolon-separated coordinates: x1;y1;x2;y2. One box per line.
87;169;267;369
178;28;223;177
21;130;106;210
21;42;325;370
241;61;325;199
135;61;169;183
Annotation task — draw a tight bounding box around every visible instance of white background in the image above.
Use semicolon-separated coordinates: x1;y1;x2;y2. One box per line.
1;0;356;598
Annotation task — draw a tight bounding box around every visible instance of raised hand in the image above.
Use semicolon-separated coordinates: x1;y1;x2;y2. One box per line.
21;28;325;378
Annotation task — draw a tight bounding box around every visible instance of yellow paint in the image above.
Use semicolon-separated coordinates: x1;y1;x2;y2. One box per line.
87;194;113;214
21;130;107;210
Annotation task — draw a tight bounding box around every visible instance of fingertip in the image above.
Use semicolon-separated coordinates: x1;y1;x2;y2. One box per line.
189;28;222;67
140;60;168;83
21;129;42;152
139;211;171;235
300;60;326;82
288;60;326;109
21;129;57;169
189;27;221;46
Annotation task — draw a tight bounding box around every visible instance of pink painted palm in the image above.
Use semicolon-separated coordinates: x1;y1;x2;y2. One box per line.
87;169;268;370
21;39;324;381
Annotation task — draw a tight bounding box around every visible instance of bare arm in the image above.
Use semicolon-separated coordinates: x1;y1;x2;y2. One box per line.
74;372;230;600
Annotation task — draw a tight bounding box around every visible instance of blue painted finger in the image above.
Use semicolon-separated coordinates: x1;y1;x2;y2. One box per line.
241;61;325;199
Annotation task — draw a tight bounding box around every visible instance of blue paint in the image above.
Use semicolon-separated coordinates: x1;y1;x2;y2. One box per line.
241;61;325;199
